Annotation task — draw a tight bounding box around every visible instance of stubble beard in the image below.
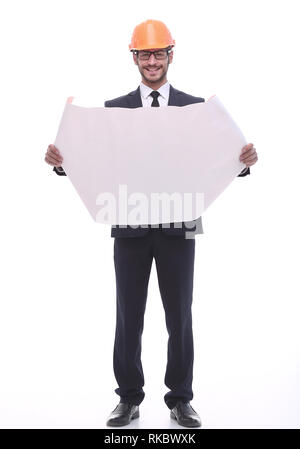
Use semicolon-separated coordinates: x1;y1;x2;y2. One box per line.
139;61;169;86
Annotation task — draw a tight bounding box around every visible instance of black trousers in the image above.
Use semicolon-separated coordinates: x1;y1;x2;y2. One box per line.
113;228;196;410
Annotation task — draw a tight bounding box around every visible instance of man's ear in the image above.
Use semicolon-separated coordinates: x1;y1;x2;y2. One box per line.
133;53;138;65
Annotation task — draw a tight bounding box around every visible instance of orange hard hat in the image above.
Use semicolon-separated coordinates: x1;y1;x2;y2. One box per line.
129;19;175;51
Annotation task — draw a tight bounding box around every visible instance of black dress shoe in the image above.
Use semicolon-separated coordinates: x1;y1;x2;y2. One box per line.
106;402;140;427
170;401;202;427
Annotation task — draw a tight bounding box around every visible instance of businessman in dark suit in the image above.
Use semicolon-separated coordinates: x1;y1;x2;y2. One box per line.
45;25;258;428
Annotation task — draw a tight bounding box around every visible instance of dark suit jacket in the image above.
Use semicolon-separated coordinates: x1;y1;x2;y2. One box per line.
53;84;250;237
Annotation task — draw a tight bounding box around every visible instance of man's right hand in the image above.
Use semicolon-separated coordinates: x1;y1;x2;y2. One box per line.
45;144;63;167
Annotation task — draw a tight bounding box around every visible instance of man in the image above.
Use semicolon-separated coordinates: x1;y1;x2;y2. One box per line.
45;19;258;428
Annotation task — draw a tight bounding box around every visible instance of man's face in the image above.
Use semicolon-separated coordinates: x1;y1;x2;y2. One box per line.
133;47;173;84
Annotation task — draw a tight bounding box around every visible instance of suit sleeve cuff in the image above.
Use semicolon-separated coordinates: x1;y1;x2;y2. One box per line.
53;166;67;176
237;166;250;177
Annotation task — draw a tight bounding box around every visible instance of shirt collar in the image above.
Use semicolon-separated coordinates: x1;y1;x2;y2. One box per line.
140;80;170;101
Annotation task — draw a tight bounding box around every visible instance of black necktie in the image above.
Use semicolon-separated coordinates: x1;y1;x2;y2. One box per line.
150;90;160;107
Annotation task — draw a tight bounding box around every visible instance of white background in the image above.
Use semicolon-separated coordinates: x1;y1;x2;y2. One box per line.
0;0;299;429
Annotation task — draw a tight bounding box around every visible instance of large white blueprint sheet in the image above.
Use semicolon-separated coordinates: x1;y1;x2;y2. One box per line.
54;95;247;225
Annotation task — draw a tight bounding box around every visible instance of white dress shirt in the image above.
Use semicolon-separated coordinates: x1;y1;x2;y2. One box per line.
139;80;170;107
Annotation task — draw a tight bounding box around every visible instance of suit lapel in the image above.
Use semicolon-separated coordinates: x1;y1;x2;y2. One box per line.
168;84;182;106
127;83;182;108
127;86;143;108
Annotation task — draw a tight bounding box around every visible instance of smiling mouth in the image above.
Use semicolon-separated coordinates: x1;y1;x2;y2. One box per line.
146;68;160;72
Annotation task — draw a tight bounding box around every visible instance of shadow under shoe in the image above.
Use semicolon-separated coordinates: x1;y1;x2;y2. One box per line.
170;401;202;428
106;402;140;427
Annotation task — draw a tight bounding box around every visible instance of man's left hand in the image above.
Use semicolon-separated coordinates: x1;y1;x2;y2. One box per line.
239;143;258;167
